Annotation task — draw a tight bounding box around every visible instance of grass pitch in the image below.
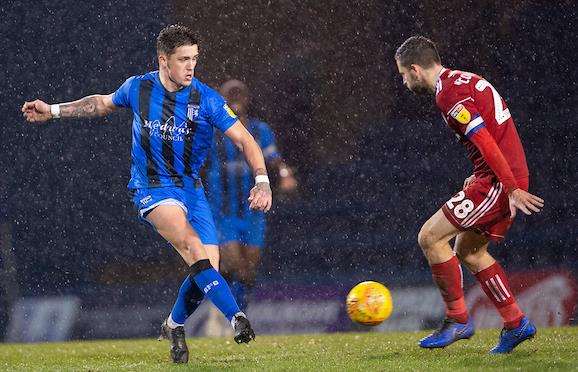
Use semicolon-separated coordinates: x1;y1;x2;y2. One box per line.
0;327;576;371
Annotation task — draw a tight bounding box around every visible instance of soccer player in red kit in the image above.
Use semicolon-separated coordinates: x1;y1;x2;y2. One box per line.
394;36;544;354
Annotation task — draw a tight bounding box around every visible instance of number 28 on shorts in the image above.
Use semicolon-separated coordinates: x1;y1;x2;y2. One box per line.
446;191;474;219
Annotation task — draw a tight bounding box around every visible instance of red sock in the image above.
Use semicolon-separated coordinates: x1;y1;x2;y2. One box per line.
475;262;524;329
431;256;468;323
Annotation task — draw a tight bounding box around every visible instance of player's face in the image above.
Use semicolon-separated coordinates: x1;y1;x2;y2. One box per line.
161;44;199;87
222;85;249;117
227;97;249;117
396;60;429;95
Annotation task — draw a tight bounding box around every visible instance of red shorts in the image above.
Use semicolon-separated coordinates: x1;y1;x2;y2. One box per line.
442;176;529;242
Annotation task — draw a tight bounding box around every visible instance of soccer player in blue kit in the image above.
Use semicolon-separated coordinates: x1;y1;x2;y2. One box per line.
21;25;271;363
205;79;297;313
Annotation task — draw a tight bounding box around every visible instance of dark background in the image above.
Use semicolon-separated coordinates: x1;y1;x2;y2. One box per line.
0;0;576;337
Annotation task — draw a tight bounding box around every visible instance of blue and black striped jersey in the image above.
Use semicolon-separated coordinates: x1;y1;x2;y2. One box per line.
112;71;237;189
205;119;280;218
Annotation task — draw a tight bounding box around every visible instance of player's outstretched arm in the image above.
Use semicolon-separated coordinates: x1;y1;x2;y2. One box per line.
22;94;116;123
224;121;272;212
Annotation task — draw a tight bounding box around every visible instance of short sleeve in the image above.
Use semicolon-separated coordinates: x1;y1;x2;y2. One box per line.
437;89;485;139
111;76;135;108
258;123;281;160
206;91;238;132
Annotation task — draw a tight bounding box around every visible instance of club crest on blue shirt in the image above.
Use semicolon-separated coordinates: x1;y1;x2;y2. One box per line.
187;103;200;120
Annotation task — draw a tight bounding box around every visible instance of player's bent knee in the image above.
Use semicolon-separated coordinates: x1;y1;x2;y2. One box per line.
417;225;437;251
168;235;188;252
177;231;203;253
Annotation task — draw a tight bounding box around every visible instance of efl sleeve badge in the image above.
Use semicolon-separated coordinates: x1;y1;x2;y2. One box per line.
223;104;237;119
449;103;472;124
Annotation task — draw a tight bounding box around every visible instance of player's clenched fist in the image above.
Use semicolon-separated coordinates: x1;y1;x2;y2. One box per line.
248;182;272;212
22;99;52;122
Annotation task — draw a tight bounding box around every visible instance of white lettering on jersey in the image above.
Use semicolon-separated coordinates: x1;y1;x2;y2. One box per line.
450;71;473;86
448;70;474;86
475;80;511;125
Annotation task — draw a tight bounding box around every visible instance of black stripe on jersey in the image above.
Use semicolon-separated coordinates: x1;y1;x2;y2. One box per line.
160;91;183;187
216;135;230;216
183;88;200;176
199;145;210;181
237;122;259;216
138;79;160;187
234;126;246;218
236;168;245;218
252;122;262;146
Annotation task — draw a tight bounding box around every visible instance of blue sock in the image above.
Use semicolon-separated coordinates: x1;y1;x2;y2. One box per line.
230;280;248;313
191;260;240;321
170;275;204;324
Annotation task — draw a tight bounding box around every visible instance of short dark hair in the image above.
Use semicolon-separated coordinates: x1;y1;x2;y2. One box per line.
395;36;441;68
157;24;198;56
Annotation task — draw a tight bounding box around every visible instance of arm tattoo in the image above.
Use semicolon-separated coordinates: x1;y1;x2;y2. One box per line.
60;96;101;118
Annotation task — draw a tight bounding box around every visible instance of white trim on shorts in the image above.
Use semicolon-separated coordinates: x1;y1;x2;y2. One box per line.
462;182;503;228
139;198;188;218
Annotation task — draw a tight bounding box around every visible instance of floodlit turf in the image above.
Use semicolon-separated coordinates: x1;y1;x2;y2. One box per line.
0;327;576;371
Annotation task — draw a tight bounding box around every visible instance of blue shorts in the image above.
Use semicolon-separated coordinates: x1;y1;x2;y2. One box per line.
130;182;218;245
215;214;266;248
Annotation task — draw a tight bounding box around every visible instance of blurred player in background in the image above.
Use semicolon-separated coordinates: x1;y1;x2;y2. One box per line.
21;25;271;363
206;79;297;313
395;36;544;354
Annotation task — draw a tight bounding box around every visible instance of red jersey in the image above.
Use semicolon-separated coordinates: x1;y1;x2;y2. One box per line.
435;68;529;192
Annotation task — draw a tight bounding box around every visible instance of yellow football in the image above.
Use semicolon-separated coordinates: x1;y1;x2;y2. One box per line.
346;281;393;326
